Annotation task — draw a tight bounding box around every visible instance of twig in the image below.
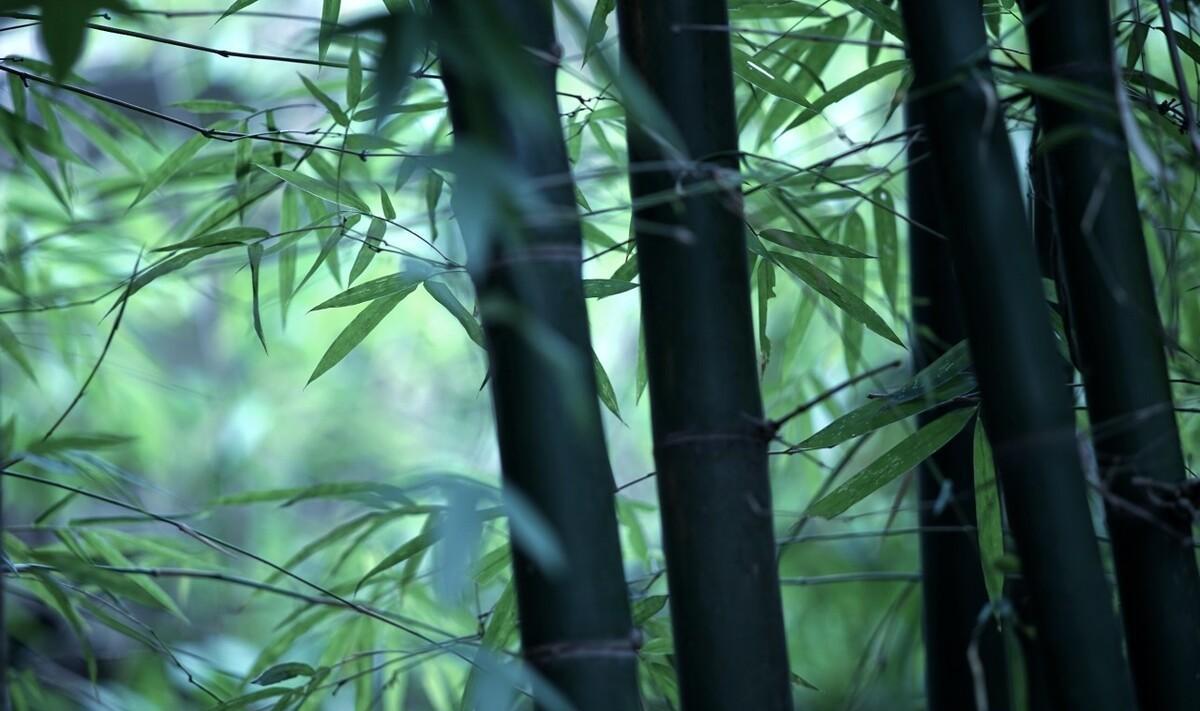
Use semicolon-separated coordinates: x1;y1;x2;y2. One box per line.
769;360;903;433
1155;1;1200;160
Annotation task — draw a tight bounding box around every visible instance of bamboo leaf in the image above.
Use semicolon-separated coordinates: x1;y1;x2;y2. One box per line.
130;134;209;208
583;279;637;298
312;268;430;311
974;419;1004;607
248;243;267;353
632;595;668;625
252;662;315;686
171;99;256;113
0;318;36;381
378;184;396;219
772;251;903;347
424;279;485;348
348;218;386;285
760;229;872;258
592;350;622;419
319;0;341;61
154;227;268;253
346;40;363;108
219;0;263;21
355;520;440;592
757;258;775;371
808;407;976;517
299;74;349;126
584;0;616;64
786;60;907;130
841;214;867;371
308;291;410;384
256;165;371;213
872;189;899;312
732;48;813;109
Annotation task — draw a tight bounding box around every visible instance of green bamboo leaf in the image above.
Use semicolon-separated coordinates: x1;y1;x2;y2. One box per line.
0;318;35;381
1125;23;1149;71
583;279;637;298
125;244;236;300
319;0;341;61
584;0;616;64
872;189;900;312
153;227;268;253
308;291;410;384
256;165;371;213
248;243;267;353
757;258;775;371
26;433;132;455
378;184;396;219
808;407;976;518
299;74;349;126
31;574;97;682
424;280;485;348
54;101;141;175
593;350;622;419
729;1;829;19
348;218;386;285
632;595;668;625
772;251;903;346
636;325;648;403
841;214;867;371
732;48;813;109
130;134;210;208
760;229;872;258
252;662;315;686
355;520;440;592
786;60;907;130
346;40;363;108
838;0;905;39
974;419;1004;607
219;0;263;20
425;171;443;241
312;268;430;311
171;99;256;113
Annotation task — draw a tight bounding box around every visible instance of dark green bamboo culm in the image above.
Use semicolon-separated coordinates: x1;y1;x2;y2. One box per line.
614;1;793;709
1020;2;1200;707
431;1;639;708
894;1;1136;708
906;100;1010;711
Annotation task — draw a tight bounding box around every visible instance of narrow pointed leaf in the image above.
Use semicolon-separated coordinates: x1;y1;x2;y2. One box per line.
308;291;410;384
808;407;976;517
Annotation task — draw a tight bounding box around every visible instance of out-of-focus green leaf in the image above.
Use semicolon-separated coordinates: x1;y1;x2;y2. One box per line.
356;519;440;592
0;318;35;381
299;74;349;126
248;243;267;352
319;0;341;61
786;60;907;130
584;0;616;64
153;227;268;253
757;258;775;371
252;662;315;686
130;134;210;208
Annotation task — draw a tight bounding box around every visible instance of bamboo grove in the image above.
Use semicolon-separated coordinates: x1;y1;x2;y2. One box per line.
0;1;1197;710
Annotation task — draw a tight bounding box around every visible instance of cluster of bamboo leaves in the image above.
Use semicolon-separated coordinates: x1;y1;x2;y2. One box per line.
0;0;1196;709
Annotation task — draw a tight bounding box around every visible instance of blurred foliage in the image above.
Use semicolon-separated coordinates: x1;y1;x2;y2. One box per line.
0;1;1195;709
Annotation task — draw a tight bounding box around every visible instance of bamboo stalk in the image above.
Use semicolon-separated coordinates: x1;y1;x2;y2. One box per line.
431;2;639;708
1019;2;1200;707
907;99;1010;711
894;1;1136;708
614;1;793;709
